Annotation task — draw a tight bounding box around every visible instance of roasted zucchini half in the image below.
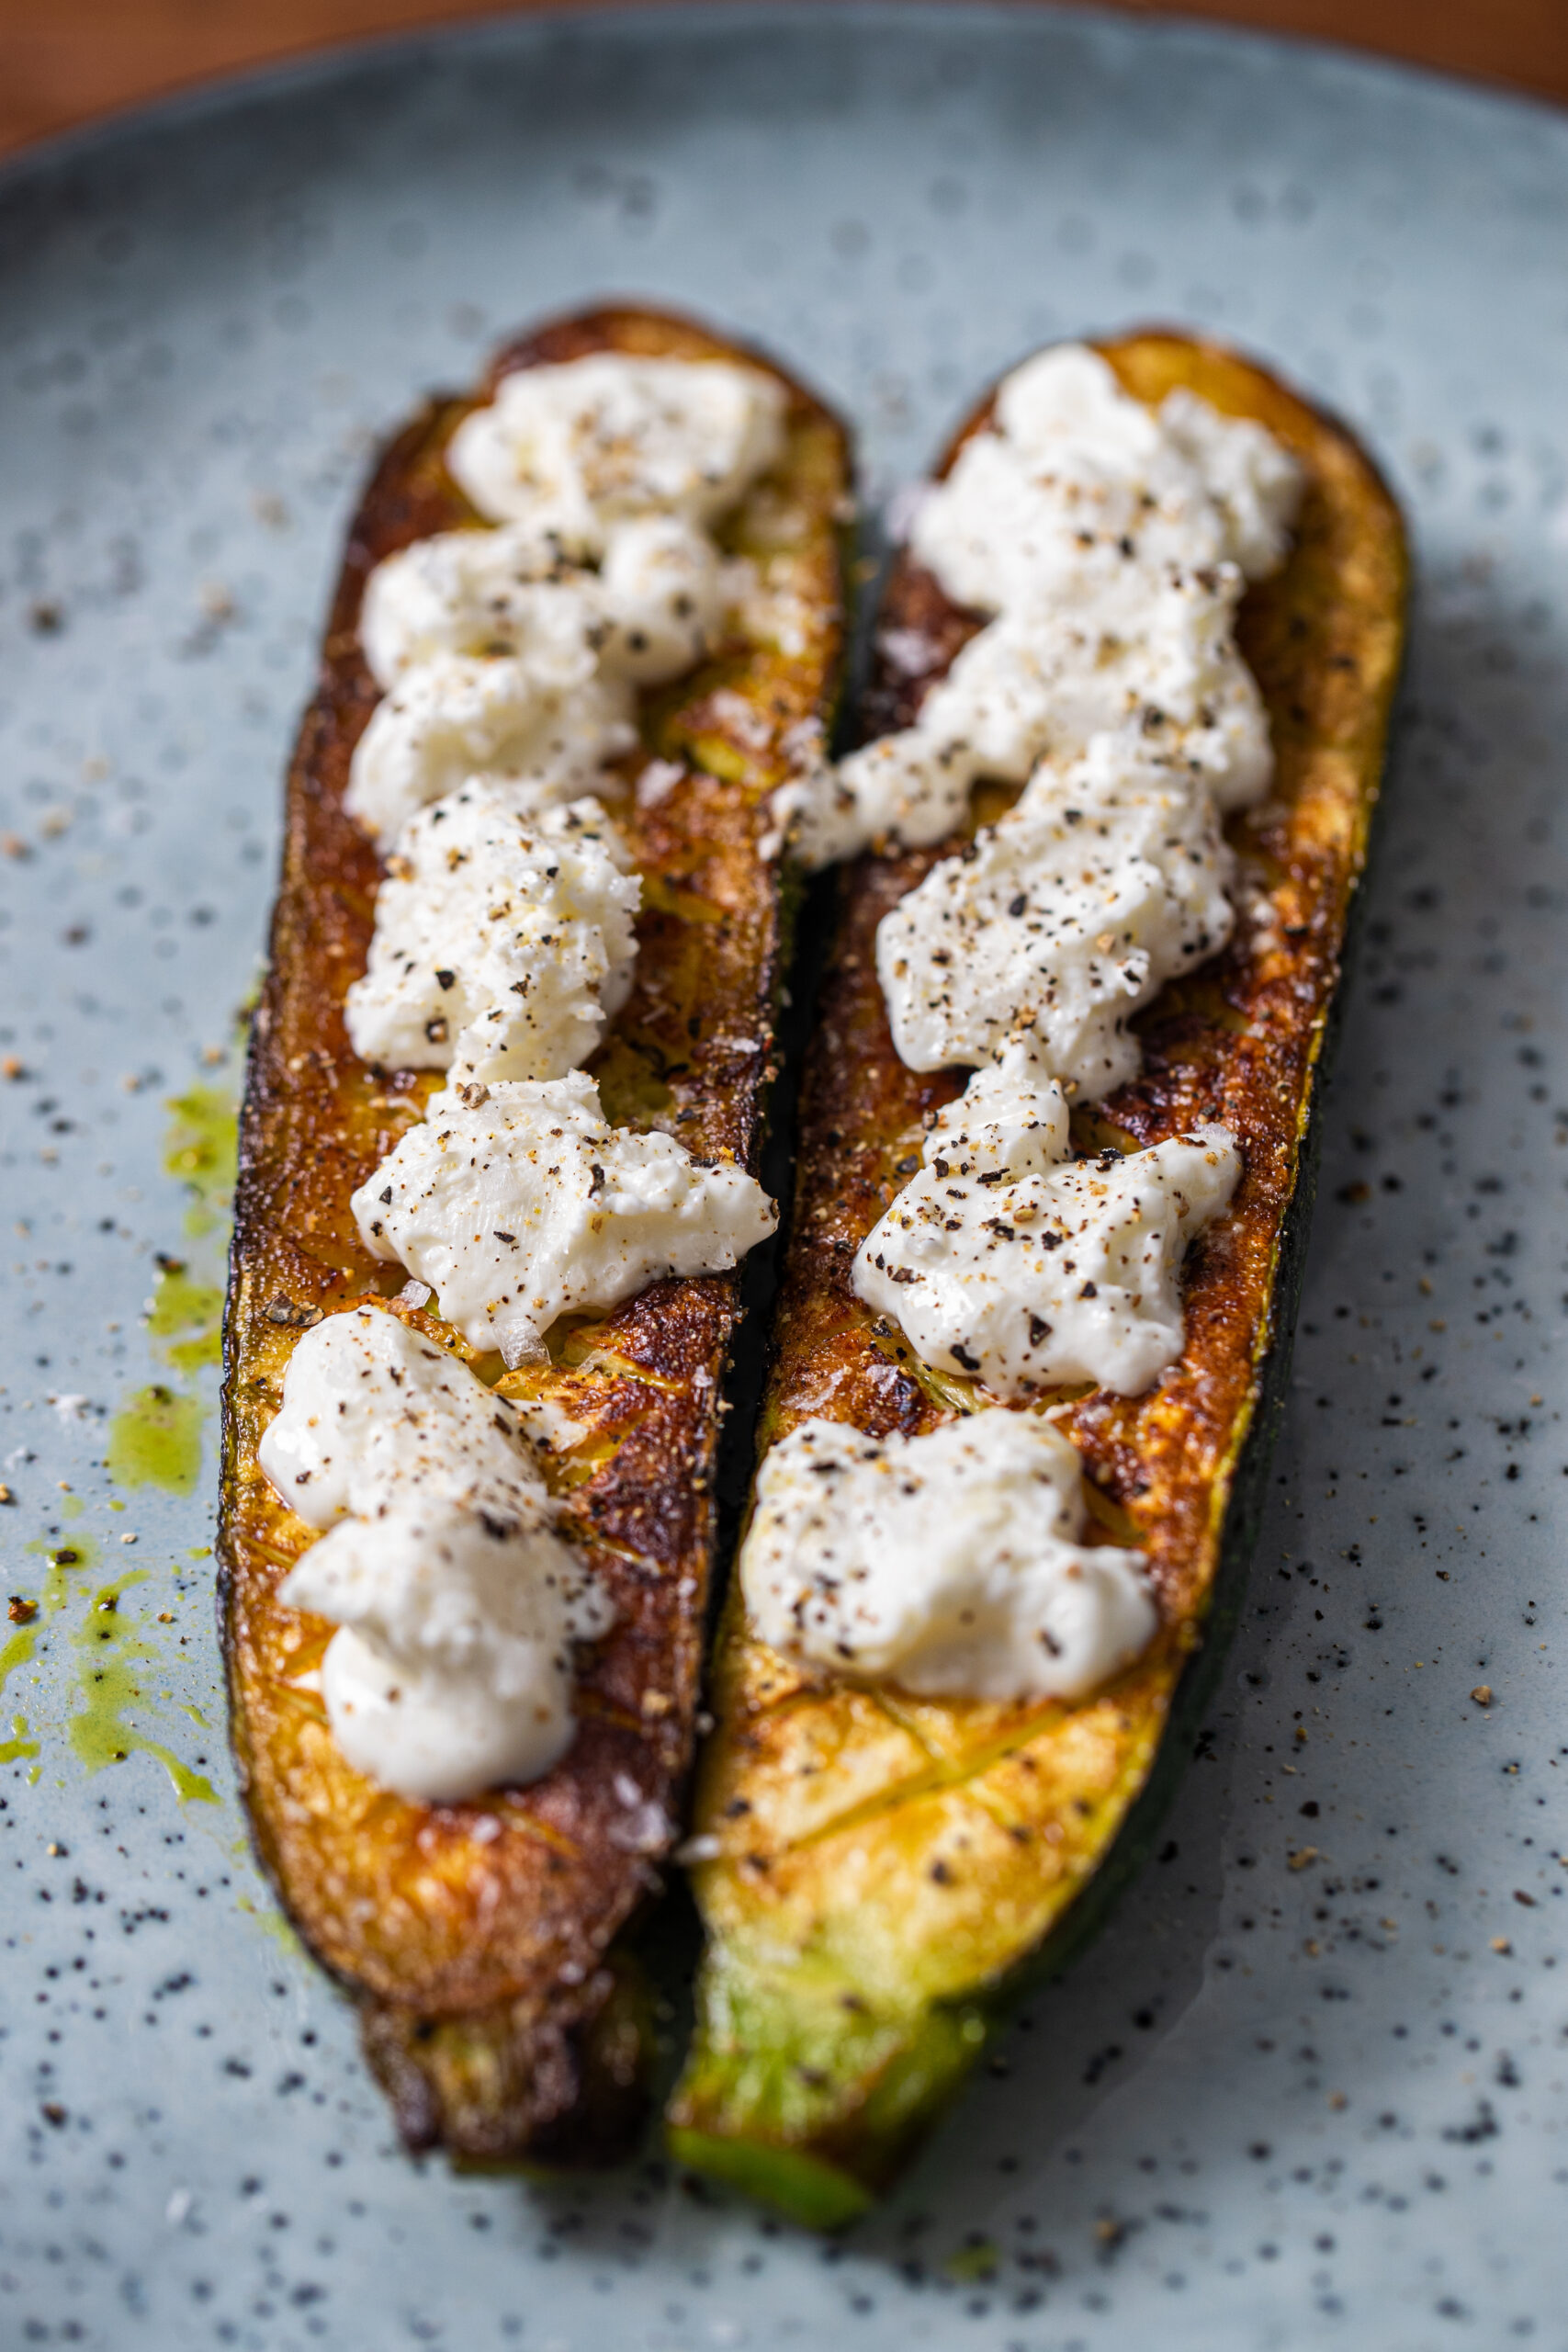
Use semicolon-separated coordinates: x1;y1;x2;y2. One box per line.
667;333;1408;2223
219;307;849;2163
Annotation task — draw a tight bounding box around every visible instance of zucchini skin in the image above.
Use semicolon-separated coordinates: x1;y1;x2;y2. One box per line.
667;332;1409;2223
218;307;850;2165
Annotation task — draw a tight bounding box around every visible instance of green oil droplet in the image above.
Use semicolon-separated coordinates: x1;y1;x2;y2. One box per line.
0;1622;38;1702
165;1332;223;1374
68;1577;217;1805
107;1385;205;1495
0;1714;39;1765
943;2239;999;2284
26;1532;103;1575
238;1894;303;1958
146;1258;225;1370
162;1086;237;1240
2;1540;100;1710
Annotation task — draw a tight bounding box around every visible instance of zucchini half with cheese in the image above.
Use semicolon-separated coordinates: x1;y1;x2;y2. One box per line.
668;333;1407;2222
220;307;849;2163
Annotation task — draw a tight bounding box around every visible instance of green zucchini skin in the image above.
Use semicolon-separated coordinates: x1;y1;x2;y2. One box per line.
666;332;1410;2224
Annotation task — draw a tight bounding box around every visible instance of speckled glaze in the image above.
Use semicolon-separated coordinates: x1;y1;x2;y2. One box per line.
2;8;1567;2344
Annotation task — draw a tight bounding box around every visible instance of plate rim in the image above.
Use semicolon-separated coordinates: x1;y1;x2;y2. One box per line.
2;0;1564;214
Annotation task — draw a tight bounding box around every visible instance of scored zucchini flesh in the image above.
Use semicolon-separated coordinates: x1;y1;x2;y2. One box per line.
667;333;1409;2224
219;308;849;2163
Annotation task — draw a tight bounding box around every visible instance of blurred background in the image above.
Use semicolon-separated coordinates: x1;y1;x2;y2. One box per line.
1;0;1565;159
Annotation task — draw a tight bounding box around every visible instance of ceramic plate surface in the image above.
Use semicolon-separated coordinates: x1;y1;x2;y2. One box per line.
4;7;1568;2345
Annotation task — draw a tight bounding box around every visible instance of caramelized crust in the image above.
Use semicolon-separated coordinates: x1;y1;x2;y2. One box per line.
669;334;1408;2219
219;308;849;2161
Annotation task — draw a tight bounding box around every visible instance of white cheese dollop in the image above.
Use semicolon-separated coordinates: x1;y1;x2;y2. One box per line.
260;1306;611;1803
875;740;1234;1099
344;652;636;851
257;1301;543;1523
360;523;592;689
1157;387;1305;580
360;514;728;693
351;1069;777;1366
739;1408;1156;1703
784;343;1301;869
446;354;787;545
344;786;639;1085
349;356;787;847
594;514;732;684
817;558;1268;863
285;1500;611;1804
853;1045;1241;1397
919;345;1301;608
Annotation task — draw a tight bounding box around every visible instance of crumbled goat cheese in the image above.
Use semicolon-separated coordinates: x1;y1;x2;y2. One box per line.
740;345;1290;1709
781;343;1300;868
909;1031;1075;1171
352;360;785;852
360;522;592;689
257;352;807;1791
823;558;1269;859
257;1302;544;1524
920;345;1300;607
853;1045;1241;1396
739;1408;1156;1702
344;786;639;1085
1156;387;1305;579
446;354;787;546
286;1499;611;1803
875;739;1234;1099
260;1306;610;1802
344;652;636;850
594;514;732;684
360;512;728;693
351;1069;777;1366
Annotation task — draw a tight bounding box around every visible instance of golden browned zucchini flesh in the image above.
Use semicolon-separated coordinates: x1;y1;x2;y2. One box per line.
219;307;849;2163
667;332;1408;2223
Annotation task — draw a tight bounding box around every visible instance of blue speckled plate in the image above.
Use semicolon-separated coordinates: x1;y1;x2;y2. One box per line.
4;8;1568;2343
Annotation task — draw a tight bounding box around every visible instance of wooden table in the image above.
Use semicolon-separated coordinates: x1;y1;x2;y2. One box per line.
1;0;1564;162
